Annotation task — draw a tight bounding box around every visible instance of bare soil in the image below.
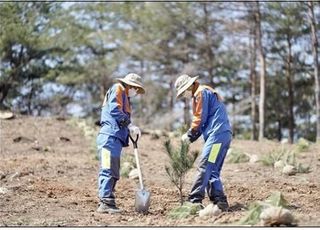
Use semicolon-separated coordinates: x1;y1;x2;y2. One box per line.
1;116;320;226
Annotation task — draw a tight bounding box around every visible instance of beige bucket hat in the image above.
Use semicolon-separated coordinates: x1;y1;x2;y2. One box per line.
174;74;199;98
117;73;145;94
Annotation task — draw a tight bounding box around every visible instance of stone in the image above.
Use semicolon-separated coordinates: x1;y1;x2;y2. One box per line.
249;154;259;163
199;204;222;219
0;187;9;194
0;111;14;120
260;206;295;226
282;165;296;176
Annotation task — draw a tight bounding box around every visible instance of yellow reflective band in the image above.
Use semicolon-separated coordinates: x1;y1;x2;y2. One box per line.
208;143;222;163
101;148;111;169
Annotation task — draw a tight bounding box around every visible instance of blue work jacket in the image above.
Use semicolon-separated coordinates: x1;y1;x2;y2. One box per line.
98;83;131;146
191;85;232;141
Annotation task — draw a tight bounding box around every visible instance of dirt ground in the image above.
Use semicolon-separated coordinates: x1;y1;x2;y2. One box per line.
1;116;320;227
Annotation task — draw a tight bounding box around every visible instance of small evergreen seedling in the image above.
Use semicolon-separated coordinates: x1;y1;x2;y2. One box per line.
164;140;198;205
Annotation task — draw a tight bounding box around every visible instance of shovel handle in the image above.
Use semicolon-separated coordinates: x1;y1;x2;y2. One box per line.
129;134;139;149
129;134;144;190
134;148;144;190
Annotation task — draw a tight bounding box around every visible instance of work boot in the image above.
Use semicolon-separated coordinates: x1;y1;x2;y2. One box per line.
97;202;121;214
213;194;229;212
216;200;229;212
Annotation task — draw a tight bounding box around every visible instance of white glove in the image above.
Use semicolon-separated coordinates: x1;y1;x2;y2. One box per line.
181;132;190;144
128;124;141;138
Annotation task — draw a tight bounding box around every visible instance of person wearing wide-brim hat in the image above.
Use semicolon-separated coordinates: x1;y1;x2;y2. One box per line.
96;73;145;214
116;73;145;95
174;74;232;212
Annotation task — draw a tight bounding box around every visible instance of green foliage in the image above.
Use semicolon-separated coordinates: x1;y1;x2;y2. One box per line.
284;151;311;174
296;138;310;152
237;131;252;140
261;146;311;174
265;191;289;208
226;148;250;163
120;153;136;178
260;148;286;166
239;202;264;225
164;140;199;204
175;124;189;136
0;2;66;110
0;1;318;142
168;202;202;219
239;192;289;225
284;151;296;166
296;162;311;174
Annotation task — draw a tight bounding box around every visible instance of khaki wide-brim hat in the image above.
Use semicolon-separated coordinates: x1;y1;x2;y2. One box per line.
175;74;199;98
117;73;145;94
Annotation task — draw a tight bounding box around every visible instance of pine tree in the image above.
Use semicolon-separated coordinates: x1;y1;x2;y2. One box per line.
164;140;198;205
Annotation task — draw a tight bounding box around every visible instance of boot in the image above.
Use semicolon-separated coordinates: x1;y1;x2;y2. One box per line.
216;199;229;212
97;202;121;214
213;196;229;212
213;192;229;212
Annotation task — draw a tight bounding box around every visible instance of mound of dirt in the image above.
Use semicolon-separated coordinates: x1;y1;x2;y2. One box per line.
1;116;320;226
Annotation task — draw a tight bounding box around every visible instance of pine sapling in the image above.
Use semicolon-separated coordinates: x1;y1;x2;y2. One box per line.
164;139;198;205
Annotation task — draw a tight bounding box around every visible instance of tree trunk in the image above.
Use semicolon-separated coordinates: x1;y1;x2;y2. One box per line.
232;94;236;136
179;178;183;205
0;83;10;109
169;79;174;114
202;3;215;87
308;1;320;142
183;98;191;126
277;119;282;142
183;50;192;125
255;1;266;141
100;82;106;103
27;78;35;115
100;74;110;105
250;17;258;140
286;36;295;144
169;80;174;131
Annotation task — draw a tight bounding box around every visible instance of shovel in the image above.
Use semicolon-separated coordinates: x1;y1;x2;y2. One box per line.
129;134;151;213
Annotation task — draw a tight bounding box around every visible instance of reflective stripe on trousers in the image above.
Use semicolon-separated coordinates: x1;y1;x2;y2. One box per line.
188;131;232;203
96;134;122;205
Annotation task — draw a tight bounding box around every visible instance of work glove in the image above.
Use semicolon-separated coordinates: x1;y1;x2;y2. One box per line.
181;132;191;144
118;118;130;129
183;129;202;144
128;124;141;138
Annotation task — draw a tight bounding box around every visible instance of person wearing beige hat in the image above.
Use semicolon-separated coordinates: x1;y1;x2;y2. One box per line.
175;74;232;212
96;73;145;214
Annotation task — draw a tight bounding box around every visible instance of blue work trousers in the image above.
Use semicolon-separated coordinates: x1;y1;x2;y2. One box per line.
188;131;232;203
96;134;123;206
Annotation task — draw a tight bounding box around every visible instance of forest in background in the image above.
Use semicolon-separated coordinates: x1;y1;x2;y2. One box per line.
0;2;319;143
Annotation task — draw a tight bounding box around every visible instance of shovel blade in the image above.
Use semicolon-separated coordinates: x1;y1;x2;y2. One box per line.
135;189;150;213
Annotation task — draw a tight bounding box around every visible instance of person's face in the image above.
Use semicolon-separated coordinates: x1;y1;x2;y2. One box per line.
182;85;193;98
128;86;139;97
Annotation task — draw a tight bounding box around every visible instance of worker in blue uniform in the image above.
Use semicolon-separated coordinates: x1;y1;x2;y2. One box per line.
96;73;145;214
174;74;232;211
